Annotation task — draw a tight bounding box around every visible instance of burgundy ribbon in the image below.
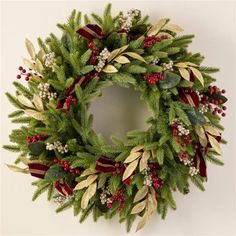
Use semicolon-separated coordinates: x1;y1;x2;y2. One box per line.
193;146;207;178
194;135;221;178
77;24;104;40
28;163;49;179
95;156;131;185
55;179;73;196
179;88;200;107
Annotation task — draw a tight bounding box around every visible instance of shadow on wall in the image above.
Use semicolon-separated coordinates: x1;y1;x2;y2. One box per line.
89;85;152;143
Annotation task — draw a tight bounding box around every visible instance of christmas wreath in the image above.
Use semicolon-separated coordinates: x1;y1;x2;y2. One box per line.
4;4;228;232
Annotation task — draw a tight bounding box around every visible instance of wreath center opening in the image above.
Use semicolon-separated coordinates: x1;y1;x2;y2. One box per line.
89;85;152;143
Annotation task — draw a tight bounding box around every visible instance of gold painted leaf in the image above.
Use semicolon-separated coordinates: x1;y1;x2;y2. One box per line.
17;95;35;108
81;182;97;209
102;65;118;73
179;68;190;81
162;24;183;32
23;58;34;69
189;67;204;86
204;125;220;136
136;212;149;232
114;55;130;64
6;164;29;174
195;126;208;147
174;62;188;68
35;59;44;73
139;150;150;172
207;134;222;155
80;168;97;177
122;159;139;181
185;62;198;67
33;94;44;111
131;199;146;214
147;18;168;36
19;156;30;165
31;75;43;82
25;38;36;59
24;109;45;121
124;152;142;163
108;45;129;62
74;174;97;190
134;185;148;203
123;52;146;63
147;192;157;216
131;144;144;153
38;49;46;62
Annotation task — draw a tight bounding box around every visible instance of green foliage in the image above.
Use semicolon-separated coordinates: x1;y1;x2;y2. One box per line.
4;4;227;233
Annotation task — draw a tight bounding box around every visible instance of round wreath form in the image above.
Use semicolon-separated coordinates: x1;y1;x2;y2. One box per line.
4;4;228;232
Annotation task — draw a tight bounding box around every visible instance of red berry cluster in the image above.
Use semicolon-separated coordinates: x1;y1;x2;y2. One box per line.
143;73;164;84
17;66;32;81
53;159;80;175
148;164;164;190
87;41;99;65
180;152;188;161
112;162;122;175
171;124;192;148
207;86;227;117
106;189;126;212
65;95;76;111
143;35;168;47
26;134;48;143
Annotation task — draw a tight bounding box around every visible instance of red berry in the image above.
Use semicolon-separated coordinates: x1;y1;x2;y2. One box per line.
217;109;222;114
212;111;217;115
221;89;226;94
114;162;119;168
75;169;80;174
16;75;21;79
22;69;26;73
222;106;227;110
222;113;226;117
176;138;181;143
188;139;192;144
69;169;74;174
87;42;93;48
25;76;29;81
53;159;58;163
18;66;23;71
64;167;69;171
181;142;186;147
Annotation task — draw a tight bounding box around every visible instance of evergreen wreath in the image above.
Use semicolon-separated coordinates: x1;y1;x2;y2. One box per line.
4;4;228;232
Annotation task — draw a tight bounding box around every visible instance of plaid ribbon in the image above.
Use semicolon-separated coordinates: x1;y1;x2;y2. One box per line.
28;163;49;179
77;24;104;40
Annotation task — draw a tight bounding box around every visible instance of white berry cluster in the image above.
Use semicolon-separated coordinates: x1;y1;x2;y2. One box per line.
143;167;152;186
53;194;71;206
152;57;160;65
189;166;199;176
38;83;57;100
172;118;190;136
162;60;174;71
43;52;55;67
100;188;112;205
181;158;199;176
119;9;141;32
46;141;69;154
199;104;209;114
94;48;110;72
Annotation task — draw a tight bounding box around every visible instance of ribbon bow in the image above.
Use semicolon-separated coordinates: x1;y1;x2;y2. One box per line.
77;24;104;40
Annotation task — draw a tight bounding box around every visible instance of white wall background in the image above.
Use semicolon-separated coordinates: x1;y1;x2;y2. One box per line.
1;0;236;235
